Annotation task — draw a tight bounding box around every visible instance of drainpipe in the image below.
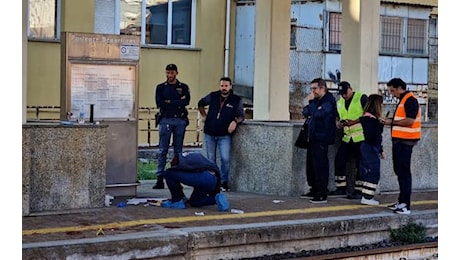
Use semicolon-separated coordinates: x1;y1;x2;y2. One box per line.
224;0;231;77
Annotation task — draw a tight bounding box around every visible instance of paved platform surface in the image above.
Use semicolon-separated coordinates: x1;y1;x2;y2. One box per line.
23;180;438;246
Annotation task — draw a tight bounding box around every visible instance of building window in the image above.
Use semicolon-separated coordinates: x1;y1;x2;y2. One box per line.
406;18;427;55
327;12;428;56
380;16;403;54
380;16;428;55
328;12;342;51
28;0;61;40
120;0;195;46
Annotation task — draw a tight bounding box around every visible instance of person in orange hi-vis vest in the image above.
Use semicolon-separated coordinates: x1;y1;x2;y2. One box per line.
383;78;421;215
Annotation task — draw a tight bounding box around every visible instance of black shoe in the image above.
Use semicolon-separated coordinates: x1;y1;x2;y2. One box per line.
310;196;327;204
346;193;361;200
152;176;164;189
221;182;230;192
328;188;346;196
300;191;315;198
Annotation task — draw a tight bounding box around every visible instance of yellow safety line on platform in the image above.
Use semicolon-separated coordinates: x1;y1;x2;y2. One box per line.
23;200;437;236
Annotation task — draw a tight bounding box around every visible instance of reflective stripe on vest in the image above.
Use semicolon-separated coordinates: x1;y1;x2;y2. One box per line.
337;92;365;143
391;92;422;140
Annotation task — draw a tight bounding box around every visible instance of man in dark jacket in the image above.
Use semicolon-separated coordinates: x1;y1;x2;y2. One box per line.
301;78;337;203
161;152;230;211
197;77;245;192
152;64;190;189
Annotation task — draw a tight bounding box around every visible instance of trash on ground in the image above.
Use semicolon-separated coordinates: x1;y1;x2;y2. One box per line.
195;212;205;216
272;200;285;203
126;197;168;205
96;228;104;236
231;209;244;214
105;194;114;207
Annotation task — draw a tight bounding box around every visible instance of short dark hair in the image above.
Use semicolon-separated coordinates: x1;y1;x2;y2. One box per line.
311;78;326;88
220;76;232;85
387;78;406;90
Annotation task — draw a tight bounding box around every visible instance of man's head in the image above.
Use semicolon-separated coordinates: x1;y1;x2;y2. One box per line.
387;78;406;99
310;78;327;99
338;81;353;100
219;77;232;98
165;64;178;83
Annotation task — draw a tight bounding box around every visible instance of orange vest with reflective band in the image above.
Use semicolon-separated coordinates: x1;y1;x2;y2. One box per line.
391;92;421;140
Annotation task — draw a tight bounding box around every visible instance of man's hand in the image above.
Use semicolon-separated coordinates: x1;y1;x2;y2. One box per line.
336;120;343;129
383;118;392;125
228;120;237;134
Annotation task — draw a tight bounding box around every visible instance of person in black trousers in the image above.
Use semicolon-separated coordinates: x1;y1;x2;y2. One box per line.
359;94;385;206
383;78;421;214
300;78;337;203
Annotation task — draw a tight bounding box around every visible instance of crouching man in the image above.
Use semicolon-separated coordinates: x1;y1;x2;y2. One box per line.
161;152;230;211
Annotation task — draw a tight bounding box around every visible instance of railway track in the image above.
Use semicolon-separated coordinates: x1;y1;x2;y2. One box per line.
265;242;438;260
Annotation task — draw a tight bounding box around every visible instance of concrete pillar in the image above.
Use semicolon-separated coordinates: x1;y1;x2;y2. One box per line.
253;0;291;120
341;0;380;95
23;0;27;124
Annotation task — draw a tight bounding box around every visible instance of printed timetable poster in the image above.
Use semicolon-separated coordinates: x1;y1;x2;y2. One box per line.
70;63;136;120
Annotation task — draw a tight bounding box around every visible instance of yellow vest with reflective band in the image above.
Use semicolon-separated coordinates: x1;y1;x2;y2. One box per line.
391;92;421;140
337;91;365;143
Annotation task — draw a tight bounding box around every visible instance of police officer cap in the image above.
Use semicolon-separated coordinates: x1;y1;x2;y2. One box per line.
165;64;178;71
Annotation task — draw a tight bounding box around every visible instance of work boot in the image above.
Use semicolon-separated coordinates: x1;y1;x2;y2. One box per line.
152;176;164;189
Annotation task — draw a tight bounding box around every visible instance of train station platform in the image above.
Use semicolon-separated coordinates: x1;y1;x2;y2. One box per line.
22;180;438;259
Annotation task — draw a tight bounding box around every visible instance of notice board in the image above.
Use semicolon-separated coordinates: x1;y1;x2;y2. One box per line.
60;32;141;197
61;32;140;121
70;63;136;120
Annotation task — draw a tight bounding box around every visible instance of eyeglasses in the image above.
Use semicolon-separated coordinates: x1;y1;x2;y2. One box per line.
310;87;319;90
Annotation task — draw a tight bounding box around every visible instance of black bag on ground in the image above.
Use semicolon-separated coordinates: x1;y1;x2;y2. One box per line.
295;120;309;149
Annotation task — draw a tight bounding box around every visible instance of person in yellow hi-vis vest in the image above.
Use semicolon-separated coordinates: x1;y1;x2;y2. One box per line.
330;81;368;199
383;78;421;215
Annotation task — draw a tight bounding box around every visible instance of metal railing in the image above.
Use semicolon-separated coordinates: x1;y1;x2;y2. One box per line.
26;106;205;147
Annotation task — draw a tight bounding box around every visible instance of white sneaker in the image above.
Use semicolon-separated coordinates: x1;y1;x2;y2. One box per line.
387;201;399;210
361;197;380;206
393;203;411;214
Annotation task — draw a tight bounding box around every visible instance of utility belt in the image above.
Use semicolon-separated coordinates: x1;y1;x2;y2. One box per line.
162;111;188;119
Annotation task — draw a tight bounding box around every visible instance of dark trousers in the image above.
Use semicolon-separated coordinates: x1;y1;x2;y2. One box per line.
392;140;414;208
334;140;362;193
360;142;381;198
306;142;330;198
163;169;217;207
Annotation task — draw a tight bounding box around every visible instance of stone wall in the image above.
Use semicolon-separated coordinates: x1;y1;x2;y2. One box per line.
230;121;438;196
23;123;108;215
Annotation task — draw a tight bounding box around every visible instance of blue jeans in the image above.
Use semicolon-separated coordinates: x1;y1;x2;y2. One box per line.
157;117;187;176
392;140;414;208
204;134;231;183
163;169;217;207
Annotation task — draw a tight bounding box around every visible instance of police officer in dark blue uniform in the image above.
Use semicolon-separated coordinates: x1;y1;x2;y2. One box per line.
152;64;191;189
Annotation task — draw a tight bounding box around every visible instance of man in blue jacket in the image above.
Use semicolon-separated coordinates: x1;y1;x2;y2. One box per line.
301;78;337;203
198;77;245;192
160;152;230;211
